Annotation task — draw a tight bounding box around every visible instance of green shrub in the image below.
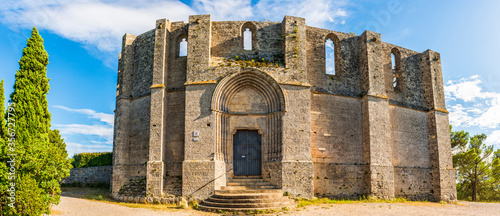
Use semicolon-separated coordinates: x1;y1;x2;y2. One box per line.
71;152;112;168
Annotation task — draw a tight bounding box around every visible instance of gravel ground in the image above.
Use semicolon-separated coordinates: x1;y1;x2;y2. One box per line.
50;195;213;216
289;201;500;216
51;195;500;216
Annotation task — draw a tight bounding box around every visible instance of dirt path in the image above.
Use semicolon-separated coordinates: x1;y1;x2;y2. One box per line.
51;196;214;216
52;195;500;216
290;201;500;216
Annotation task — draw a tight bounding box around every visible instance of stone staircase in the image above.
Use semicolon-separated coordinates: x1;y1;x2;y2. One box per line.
198;176;294;212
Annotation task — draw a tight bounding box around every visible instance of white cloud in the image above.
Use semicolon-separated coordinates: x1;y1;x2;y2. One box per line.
446;75;500;129
193;0;253;21
448;104;475;128
445;76;484;102
89;140;113;145
67;142;111;150
66;142;112;156
54;105;114;125
52;105;114;154
53;123;113;140
254;0;348;27
0;0;194;65
487;131;500;149
0;0;349;65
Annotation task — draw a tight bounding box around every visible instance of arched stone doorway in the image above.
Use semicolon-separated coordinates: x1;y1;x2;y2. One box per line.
211;70;286;177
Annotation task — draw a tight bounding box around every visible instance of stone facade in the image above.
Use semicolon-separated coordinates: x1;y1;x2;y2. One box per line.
111;14;457;202
62;166;112;186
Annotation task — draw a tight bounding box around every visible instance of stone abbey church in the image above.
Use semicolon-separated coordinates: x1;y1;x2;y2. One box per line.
111;14;457;203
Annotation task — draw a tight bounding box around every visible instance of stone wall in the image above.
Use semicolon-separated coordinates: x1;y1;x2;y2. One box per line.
211;21;283;61
62;166;112;186
112;27;154;197
112;14;456;202
306;26;362;97
390;105;433;200
311;93;364;198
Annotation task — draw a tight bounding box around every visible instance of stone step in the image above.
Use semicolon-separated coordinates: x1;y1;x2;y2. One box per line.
221;186;276;190
207;197;291;203
228;178;265;182
198;188;292;213
215;189;283;194
201;200;293;208
197;204;291;212
232;175;262;179
213;193;284;199
227;182;273;186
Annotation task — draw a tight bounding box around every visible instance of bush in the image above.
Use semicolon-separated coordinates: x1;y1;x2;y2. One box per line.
71;152;112;168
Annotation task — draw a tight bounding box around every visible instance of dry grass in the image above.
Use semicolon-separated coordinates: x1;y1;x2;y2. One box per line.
295;197;460;208
50;209;63;215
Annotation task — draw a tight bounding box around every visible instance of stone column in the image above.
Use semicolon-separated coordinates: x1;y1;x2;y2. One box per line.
182;14;226;199
281;16;306;72
186;14;212;82
112;33;136;198
360;30;395;199
421;50;457;202
146;19;170;198
279;16;313;198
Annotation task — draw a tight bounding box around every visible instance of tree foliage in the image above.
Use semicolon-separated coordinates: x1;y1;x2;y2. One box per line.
450;125;469;151
0;80;6;138
0;27;71;215
451;126;499;201
71;152;112;168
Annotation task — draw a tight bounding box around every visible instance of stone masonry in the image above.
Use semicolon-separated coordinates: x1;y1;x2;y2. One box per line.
62;166;112;186
111;14;457;202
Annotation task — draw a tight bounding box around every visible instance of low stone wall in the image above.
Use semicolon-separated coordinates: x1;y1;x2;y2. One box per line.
62;166;112;186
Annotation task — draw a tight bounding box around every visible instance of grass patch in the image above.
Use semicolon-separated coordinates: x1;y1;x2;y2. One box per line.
462;200;500;203
62;186;111;201
295;196;452;208
114;202;180;210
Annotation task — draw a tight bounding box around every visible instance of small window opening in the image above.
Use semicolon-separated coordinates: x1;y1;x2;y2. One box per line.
179;38;187;57
325;38;335;75
244;28;252;50
391;48;402;92
391;53;397;87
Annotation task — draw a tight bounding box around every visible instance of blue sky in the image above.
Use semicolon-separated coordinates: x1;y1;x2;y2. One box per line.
1;0;499;156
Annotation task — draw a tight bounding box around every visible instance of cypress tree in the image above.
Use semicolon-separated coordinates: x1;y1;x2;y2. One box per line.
2;27;71;215
10;26;51;147
0;79;5;139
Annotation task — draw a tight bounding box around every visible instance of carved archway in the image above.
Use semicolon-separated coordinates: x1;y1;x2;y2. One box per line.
211;70;286;163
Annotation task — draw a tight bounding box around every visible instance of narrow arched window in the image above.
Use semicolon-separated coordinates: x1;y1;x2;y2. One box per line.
179;38;187;57
244;28;252;50
391;53;397;87
391;48;402;92
325;33;341;76
325;38;335;75
241;22;256;50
